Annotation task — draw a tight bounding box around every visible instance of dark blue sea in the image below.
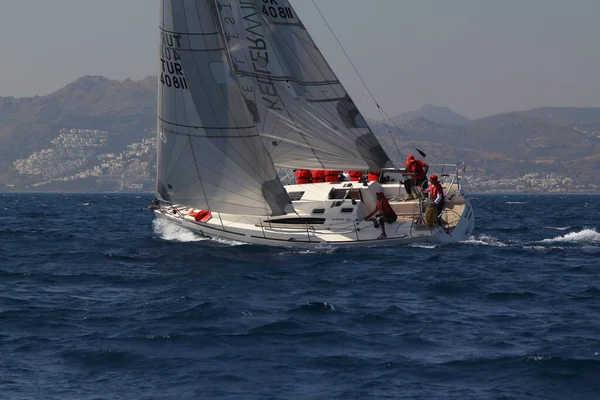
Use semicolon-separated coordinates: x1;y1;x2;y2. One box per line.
1;193;599;399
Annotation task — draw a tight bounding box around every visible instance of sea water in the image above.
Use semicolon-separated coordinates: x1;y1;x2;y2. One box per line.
1;193;599;399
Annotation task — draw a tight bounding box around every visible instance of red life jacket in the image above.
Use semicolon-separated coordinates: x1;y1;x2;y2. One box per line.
348;171;363;181
368;172;381;182
430;181;444;203
295;169;312;184
376;198;396;217
312;170;326;183
405;159;428;181
324;170;340;182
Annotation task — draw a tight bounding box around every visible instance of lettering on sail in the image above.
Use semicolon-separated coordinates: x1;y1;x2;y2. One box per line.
261;0;295;21
219;1;283;112
160;32;189;90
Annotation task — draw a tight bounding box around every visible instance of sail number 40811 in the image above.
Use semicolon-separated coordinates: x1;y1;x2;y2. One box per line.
262;4;294;19
161;73;189;90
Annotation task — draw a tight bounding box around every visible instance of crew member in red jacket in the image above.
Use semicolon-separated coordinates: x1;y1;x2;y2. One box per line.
403;154;429;199
364;191;397;239
428;174;445;225
311;170;326;183
295;169;312;184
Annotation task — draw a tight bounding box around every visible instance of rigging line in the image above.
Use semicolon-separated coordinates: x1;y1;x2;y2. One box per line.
310;0;426;159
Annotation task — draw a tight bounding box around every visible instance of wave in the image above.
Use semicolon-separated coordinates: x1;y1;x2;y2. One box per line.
541;228;600;245
463;229;600;249
543;226;571;231
209;236;248;246
408;243;438;249
152;219;205;242
463;234;508;247
152;219;250;246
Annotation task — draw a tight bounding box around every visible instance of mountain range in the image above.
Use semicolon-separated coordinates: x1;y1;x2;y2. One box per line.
1;75;599;192
389;103;471;126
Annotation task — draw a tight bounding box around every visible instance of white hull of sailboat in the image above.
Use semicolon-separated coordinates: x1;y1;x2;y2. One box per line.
153;181;475;248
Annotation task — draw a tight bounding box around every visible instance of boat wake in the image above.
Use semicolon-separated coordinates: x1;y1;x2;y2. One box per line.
541;228;600;245
152;219;205;242
464;229;600;249
464;234;508;247
152;219;248;246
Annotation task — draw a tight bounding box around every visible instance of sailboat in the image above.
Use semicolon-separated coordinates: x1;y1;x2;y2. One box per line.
151;0;475;248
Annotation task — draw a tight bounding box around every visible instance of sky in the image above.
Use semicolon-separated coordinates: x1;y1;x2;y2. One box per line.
2;0;599;119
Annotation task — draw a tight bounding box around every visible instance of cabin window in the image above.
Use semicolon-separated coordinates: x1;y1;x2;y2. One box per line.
312;208;325;214
288;191;305;201
340;208;354;213
328;188;349;200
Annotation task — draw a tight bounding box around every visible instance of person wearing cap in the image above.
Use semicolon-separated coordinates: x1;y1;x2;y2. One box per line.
403;154;429;199
428;174;445;225
363;191;397;239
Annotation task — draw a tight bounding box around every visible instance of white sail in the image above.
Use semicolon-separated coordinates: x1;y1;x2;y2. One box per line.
157;0;291;216
214;0;393;170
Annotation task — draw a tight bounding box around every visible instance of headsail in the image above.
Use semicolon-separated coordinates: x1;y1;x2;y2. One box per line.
157;0;291;216
214;0;393;171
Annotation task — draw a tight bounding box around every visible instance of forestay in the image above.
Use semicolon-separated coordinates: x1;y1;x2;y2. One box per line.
215;0;393;171
157;0;291;216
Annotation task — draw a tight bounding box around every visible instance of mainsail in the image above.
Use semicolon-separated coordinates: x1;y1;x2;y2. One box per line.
215;0;393;170
158;0;291;216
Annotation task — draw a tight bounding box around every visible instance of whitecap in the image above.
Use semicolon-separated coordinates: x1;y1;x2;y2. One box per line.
277;248;325;255
543;226;570;231
408;243;438;249
521;245;554;251
541;228;600;245
464;234;508;247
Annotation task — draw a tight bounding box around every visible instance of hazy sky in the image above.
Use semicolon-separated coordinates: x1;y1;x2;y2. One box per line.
2;0;599;119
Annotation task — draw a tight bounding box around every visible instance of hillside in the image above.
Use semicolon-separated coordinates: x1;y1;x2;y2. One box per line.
390;104;470;126
1;76;599;193
0;75;156;184
372;107;600;187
